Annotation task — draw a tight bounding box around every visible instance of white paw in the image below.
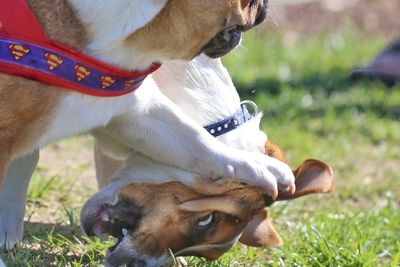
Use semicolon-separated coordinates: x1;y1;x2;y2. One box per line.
229;152;295;198
265;156;296;193
0;212;23;251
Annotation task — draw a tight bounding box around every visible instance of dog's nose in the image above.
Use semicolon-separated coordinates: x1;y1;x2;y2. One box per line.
245;0;267;9
254;0;268;26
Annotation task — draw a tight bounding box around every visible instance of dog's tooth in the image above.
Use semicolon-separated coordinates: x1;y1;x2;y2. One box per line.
122;228;128;236
100;211;110;222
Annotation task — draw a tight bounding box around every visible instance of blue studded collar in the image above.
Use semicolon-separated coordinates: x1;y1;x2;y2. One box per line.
204;100;259;137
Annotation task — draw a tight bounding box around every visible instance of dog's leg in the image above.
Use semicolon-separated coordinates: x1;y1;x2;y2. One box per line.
101;90;294;197
0;150;39;250
0;149;11;192
94;139;125;189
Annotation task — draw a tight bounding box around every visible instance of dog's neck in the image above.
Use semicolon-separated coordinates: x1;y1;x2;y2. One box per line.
67;0;168;70
153;55;267;153
153;56;241;126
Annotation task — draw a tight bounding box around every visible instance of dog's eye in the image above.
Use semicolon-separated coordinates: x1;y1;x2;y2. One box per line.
197;213;214;227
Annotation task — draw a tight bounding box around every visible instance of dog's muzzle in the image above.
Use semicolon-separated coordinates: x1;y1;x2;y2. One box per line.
202;0;268;58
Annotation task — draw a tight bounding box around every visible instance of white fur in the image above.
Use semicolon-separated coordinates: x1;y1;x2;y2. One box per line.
37;78;156;148
0;151;39;250
94;55;293;190
154;57;266;153
154;57;240;126
88;56;295;266
68;0;168;70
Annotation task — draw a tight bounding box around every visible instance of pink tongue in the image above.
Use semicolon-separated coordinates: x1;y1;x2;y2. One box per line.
92;210;110;240
93;221;108;240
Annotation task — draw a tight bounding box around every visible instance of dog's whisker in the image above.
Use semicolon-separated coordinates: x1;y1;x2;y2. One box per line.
270;17;280;28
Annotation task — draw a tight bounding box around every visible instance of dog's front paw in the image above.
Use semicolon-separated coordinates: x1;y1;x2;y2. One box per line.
232;152;295;198
0;212;23;251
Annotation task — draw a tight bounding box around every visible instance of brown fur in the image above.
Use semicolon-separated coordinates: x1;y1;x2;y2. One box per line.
100;139;333;261
26;0;87;49
265;141;287;163
0;75;64;158
118;182;265;259
128;0;264;60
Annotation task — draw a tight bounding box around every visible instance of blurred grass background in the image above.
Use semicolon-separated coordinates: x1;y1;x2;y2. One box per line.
2;0;400;266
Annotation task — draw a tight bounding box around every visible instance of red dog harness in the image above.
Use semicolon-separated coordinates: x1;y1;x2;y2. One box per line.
0;0;160;97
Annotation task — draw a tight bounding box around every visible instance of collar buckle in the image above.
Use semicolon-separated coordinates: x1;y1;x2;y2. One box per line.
204;100;259;137
240;100;259;117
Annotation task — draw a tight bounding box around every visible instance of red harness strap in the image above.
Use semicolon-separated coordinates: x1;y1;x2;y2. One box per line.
0;0;160;97
0;0;48;43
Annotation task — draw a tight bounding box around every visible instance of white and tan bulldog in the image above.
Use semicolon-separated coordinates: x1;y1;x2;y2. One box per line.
0;0;296;249
83;55;334;266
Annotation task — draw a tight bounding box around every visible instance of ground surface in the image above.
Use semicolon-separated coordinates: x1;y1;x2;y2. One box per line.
2;1;400;266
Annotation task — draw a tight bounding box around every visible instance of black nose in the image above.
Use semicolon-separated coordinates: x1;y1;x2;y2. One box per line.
254;0;268;26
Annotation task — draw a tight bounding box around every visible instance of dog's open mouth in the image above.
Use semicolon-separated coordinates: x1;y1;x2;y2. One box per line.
82;197;143;255
91;209;123;239
87;207;143;266
89;206;136;246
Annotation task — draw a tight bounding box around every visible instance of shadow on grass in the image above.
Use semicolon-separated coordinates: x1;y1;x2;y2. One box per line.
237;68;361;96
236;68;400;120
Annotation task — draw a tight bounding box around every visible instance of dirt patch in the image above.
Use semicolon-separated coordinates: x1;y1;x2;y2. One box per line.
265;0;400;41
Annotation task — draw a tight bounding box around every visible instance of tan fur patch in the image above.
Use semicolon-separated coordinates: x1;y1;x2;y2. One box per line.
119;182;202;257
127;0;262;60
117;182;264;259
26;0;87;49
0;75;64;158
265;140;287;163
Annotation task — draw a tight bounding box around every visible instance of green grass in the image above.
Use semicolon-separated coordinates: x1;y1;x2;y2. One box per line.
217;30;400;266
2;28;400;266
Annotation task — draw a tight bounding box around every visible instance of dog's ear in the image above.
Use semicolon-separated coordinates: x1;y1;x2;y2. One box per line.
239;210;283;247
278;159;334;200
179;187;265;219
179;196;243;217
264;140;334;199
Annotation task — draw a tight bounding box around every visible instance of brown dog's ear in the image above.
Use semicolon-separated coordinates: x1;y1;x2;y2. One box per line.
278;159;334;200
179;196;242;217
179;187;264;218
239;210;283;247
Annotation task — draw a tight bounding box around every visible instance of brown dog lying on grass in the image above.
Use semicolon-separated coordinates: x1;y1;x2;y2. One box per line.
83;56;334;266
